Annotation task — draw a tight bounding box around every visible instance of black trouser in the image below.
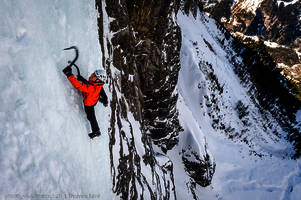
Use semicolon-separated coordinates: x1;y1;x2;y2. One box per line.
84;105;99;133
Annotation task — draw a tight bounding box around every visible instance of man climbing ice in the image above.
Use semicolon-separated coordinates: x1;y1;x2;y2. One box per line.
63;66;108;139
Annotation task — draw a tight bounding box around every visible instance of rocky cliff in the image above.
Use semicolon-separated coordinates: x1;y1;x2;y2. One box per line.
95;0;215;199
204;0;301;98
201;0;301;156
94;0;301;199
204;0;301;47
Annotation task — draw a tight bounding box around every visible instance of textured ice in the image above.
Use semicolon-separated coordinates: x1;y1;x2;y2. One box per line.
0;0;112;199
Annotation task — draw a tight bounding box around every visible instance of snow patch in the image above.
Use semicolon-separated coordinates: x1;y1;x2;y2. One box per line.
277;0;300;7
296;109;301;122
265;40;281;48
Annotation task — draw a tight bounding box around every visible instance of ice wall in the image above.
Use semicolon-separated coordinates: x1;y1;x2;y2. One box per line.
0;0;112;198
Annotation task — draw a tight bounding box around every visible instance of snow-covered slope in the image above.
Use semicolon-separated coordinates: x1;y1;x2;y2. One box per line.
0;0;112;198
176;11;301;199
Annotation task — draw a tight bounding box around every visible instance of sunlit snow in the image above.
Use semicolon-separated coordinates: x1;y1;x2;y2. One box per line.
277;0;300;7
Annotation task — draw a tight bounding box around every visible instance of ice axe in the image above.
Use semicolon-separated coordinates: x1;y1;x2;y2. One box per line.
63;46;80;76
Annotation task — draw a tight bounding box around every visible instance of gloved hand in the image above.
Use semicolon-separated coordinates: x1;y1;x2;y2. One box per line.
62;66;72;77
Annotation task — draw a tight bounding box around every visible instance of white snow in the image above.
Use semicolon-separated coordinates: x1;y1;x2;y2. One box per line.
0;0;112;199
296;110;301;123
277;0;300;7
295;48;301;60
277;63;289;69
176;11;301;200
264;41;281;48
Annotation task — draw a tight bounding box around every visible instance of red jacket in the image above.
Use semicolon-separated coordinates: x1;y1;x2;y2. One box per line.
68;75;104;106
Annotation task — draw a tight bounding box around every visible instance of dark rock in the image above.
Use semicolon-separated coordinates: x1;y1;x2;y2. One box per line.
95;0;218;198
205;0;301;46
95;0;189;199
182;146;215;187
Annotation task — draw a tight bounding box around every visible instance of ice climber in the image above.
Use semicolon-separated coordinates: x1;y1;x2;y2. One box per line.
63;67;108;139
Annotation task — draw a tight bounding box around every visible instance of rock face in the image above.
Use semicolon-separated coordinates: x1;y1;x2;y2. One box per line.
230;37;301;157
181;146;215;187
204;0;301;93
201;0;301;156
205;0;301;47
95;0;180;198
103;0;182;152
94;0;300;199
95;0;215;199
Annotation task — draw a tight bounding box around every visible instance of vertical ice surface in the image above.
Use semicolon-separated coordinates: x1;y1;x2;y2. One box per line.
0;0;112;199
